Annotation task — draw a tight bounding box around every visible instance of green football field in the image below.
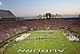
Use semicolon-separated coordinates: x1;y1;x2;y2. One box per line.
4;30;80;54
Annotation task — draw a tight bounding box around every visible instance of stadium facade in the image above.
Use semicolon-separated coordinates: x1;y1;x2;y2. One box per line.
0;9;16;18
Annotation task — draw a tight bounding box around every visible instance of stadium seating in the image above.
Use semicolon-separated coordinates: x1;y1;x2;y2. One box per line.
0;18;80;42
0;22;26;41
0;10;16;18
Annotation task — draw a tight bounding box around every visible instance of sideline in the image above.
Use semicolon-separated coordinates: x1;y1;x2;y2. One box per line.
15;33;30;41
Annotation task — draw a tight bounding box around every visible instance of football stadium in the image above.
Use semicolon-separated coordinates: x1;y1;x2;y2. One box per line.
0;0;80;54
0;9;80;54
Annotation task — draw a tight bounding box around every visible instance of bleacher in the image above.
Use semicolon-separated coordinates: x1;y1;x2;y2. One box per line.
0;18;80;42
0;9;80;42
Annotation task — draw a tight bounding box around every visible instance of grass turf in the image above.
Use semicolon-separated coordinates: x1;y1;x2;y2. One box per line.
3;30;80;54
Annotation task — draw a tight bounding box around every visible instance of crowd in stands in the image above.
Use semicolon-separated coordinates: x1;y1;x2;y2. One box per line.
0;18;80;42
0;10;16;18
25;18;80;31
0;21;27;42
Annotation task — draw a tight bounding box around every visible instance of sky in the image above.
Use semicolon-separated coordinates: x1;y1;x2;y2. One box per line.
0;0;80;17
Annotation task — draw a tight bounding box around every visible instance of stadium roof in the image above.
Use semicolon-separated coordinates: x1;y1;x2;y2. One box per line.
0;9;16;18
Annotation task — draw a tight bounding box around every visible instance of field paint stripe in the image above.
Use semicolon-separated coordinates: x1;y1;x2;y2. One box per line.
62;30;80;54
70;42;80;54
